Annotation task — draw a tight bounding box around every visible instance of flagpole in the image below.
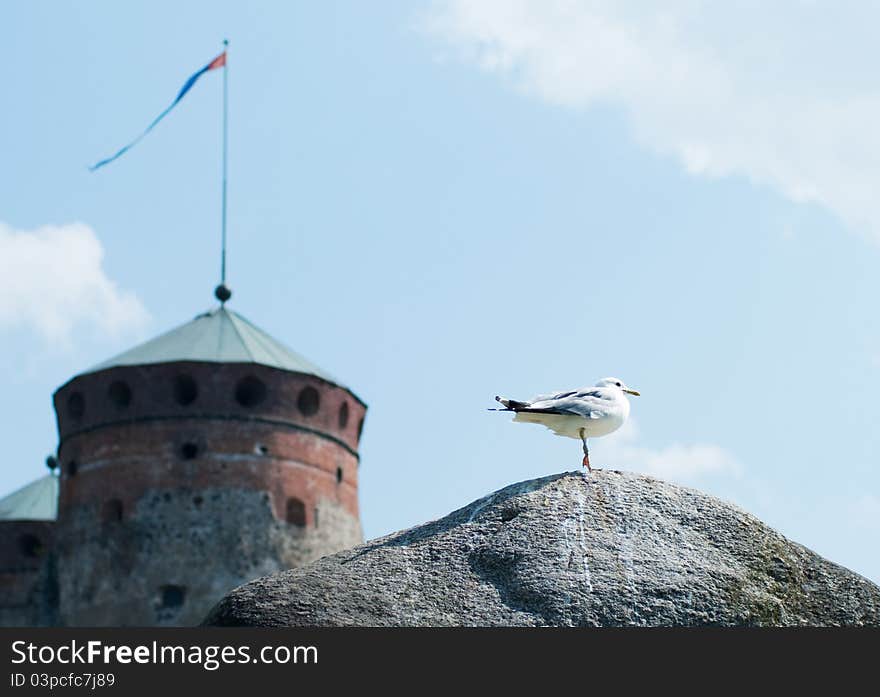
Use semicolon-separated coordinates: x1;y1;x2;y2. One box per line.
220;39;230;301
215;39;232;305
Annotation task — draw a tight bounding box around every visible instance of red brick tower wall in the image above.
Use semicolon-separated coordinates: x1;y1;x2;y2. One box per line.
52;361;366;626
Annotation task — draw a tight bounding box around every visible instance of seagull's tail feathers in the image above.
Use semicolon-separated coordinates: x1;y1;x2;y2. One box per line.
493;395;531;411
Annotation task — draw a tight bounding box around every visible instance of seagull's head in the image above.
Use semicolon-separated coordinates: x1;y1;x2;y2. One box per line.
596;377;640;396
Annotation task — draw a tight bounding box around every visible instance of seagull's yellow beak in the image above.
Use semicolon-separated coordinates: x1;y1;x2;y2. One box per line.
624;388;640;396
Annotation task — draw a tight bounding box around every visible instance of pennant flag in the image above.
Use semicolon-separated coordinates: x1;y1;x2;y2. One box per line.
90;51;227;171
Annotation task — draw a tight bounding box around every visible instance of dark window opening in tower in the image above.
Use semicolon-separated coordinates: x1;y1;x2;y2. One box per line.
19;534;43;558
159;585;186;609
338;401;349;429
235;375;267;407
101;499;123;523
67;460;79;477
286;497;306;526
173;374;198;406
67;392;85;419
180;442;199;460
336;466;343;484
297;386;320;417
357;417;365;443
107;380;132;409
314;507;320;528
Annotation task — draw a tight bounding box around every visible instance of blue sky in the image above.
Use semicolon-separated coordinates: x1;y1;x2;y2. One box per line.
2;1;878;583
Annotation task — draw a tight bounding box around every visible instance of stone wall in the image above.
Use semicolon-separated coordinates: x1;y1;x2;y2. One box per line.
56;487;359;626
0;521;58;627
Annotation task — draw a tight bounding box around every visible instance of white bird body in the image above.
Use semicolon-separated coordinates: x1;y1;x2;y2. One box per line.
493;377;640;470
511;392;629;438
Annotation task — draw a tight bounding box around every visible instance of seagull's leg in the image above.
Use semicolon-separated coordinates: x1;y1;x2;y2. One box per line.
580;428;591;472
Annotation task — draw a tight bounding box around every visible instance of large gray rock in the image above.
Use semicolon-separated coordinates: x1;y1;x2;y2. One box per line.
205;470;880;626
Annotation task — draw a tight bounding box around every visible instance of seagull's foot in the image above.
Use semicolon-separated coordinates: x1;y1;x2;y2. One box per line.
582;453;592;473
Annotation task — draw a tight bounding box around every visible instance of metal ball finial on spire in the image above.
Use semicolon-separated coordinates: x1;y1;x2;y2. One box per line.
215;283;232;303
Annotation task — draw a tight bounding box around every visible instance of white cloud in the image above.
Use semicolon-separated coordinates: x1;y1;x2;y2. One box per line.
0;222;149;344
591;418;742;485
424;1;880;238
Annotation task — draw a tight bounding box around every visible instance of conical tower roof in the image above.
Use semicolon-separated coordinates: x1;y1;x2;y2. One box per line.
0;475;58;521
85;306;343;388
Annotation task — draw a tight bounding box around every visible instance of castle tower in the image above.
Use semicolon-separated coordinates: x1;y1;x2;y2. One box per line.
51;305;366;626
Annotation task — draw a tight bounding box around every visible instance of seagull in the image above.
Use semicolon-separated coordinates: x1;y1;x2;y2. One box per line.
492;377;640;472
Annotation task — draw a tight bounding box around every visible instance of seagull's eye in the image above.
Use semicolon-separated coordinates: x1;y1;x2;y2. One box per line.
616;382;621;387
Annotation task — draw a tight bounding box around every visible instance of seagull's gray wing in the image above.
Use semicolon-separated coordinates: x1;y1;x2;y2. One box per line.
530;387;601;402
525;388;613;418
